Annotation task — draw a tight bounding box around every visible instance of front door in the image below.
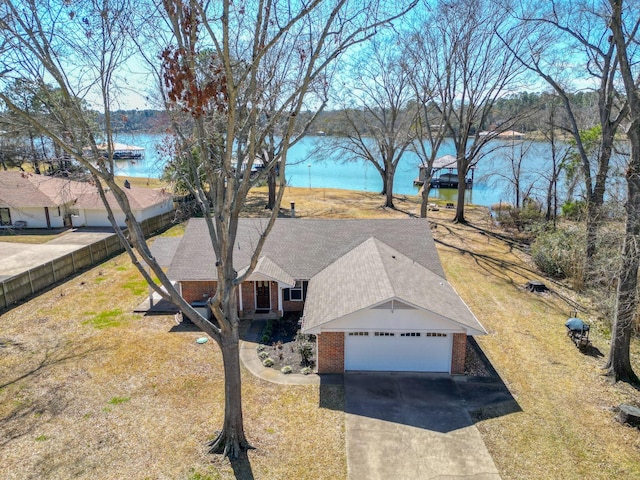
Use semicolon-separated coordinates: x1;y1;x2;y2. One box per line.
255;281;270;310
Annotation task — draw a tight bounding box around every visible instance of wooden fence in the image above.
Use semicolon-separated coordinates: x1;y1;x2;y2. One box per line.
0;210;176;310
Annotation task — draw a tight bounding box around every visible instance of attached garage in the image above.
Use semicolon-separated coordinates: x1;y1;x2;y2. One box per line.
344;331;452;372
302;237;487;375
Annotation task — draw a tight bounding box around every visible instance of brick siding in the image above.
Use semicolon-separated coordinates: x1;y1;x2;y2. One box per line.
317;332;344;374
238;281;282;316
240;282;253;313
283;300;304;312
451;333;467;375
181;281;217;303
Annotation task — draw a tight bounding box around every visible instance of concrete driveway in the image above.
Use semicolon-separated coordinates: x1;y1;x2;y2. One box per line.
0;228;116;278
345;373;501;480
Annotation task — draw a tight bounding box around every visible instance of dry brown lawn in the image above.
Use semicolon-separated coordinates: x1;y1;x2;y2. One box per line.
0;248;344;479
2;186;640;479
427;208;640;480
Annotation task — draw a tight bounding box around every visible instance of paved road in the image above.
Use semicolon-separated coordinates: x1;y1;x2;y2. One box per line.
0;229;115;279
345;373;501;480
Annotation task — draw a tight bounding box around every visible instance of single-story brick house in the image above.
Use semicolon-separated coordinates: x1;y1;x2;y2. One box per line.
0;171;173;229
165;218;487;374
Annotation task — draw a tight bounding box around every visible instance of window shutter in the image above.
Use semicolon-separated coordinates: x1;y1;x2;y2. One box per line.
283;288;290;301
302;281;308;300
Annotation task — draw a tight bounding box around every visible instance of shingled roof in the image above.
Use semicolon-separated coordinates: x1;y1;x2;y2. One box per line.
166;218;445;281
301;237;485;335
167;217;486;335
0;171;172;211
73;184;172;211
0;171;76;207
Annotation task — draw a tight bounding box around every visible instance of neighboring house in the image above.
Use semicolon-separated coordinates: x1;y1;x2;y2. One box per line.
165;218;487;375
0;171;173;229
71;184;174;228
0;171;77;228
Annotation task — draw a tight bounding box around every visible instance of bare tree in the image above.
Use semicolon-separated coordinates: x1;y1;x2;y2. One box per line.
411;0;527;224
488;138;539;210
321;37;417;209
403;40;452;218
0;0;416;459
507;0;628;263
606;0;640;383
539;99;571;226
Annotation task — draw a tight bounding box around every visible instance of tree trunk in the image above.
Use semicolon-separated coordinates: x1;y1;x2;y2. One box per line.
384;166;395;208
420;181;430;218
606;126;640;384
453;167;467;223
605;0;640;385
29;132;39;173
208;321;251;458
380;166;387;196
266;167;276;210
585;202;599;260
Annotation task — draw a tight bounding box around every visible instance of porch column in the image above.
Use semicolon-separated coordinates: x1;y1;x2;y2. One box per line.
277;283;283;313
238;284;243;311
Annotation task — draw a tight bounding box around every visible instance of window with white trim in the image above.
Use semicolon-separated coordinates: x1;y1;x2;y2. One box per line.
290;281;303;301
283;280;308;302
374;331;395;336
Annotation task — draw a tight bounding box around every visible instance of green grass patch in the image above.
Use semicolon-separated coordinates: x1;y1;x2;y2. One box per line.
122;280;147;296
160;223;186;237
35;435;48;441
187;468;222;480
94;276;107;284
107;396;130;405
83;309;124;329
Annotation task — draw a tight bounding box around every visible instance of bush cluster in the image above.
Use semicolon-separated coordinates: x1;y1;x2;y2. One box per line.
298;342;314;366
262;358;274;367
260;319;275;344
531;226;584;279
493;202;545;233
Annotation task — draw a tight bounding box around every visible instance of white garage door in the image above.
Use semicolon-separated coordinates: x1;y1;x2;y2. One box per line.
344;331;452;372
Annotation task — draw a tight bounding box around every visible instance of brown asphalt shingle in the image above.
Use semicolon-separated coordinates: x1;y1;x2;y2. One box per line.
0;171;172;211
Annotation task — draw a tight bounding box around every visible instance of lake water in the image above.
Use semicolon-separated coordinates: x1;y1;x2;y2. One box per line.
110;133;578;208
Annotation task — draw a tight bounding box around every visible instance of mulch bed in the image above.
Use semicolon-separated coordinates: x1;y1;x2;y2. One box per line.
464;337;496;377
257;315;316;374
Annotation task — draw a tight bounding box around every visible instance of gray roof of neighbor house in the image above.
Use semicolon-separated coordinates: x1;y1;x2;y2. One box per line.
0;171;172;211
166;218;445;281
301;237;485;335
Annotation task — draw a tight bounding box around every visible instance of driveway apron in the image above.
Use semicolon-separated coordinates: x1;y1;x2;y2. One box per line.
345;373;501;480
